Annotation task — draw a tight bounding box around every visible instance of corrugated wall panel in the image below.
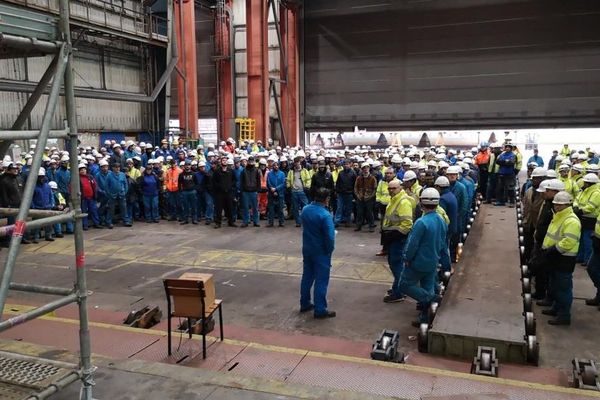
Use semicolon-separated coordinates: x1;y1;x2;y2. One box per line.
304;0;600;129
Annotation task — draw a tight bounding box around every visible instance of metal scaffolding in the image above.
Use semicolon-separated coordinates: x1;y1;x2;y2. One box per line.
0;0;94;398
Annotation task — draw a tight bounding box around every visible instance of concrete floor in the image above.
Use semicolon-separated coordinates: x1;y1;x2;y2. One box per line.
1;209;599;385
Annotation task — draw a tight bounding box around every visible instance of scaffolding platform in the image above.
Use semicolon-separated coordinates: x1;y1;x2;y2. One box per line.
429;205;528;363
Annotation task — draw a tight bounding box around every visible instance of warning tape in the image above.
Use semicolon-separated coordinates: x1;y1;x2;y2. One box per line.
12;220;26;238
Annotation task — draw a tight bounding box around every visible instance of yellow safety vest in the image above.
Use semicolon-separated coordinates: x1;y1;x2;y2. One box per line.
286;169;312;189
542;206;581;257
575;184;600;218
559;176;579;198
383;192;413;235
595;214;600;239
436;205;450;225
375;179;394;205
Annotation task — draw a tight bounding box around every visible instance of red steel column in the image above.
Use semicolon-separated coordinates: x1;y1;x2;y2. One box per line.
280;4;299;146
217;0;234;140
246;0;269;144
175;0;199;139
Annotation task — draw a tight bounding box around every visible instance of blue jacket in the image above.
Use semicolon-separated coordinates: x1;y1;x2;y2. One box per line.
450;180;469;222
497;151;516;175
439;188;459;235
55;167;71;195
89;164;100;177
403;211;449;272
95;171;110;198
106;171;128;198
459;176;475;204
300;202;335;257
234;165;244;192
32;181;53;209
527;155;544;167
140;173;159;196
267;170;286;196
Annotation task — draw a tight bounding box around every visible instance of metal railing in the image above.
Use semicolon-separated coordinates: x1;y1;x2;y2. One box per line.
0;0;94;398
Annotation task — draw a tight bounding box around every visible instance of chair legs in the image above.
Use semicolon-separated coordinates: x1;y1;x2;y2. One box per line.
187;318;192;339
218;305;224;341
202;317;207;359
167;315;172;356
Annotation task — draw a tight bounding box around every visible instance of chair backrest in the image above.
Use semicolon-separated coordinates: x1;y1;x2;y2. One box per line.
163;279;206;318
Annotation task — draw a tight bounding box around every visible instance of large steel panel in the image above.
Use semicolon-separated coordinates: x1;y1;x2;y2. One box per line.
304;0;600;129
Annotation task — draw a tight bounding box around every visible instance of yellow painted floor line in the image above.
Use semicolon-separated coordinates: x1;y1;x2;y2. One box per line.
2;303;598;398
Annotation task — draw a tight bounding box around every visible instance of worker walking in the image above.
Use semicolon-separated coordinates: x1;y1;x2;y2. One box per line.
299;188;336;319
540;191;581;325
381;179;413;303
400;188;449;326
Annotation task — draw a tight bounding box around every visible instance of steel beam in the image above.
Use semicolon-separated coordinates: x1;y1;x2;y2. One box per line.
279;2;299;146
0;129;69;140
246;0;269;144
0;207;69;217
217;0;235;141
0;211;77;238
0;33;60;53
174;0;199;140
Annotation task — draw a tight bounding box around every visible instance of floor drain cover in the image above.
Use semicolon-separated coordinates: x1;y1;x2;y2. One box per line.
0;354;73;390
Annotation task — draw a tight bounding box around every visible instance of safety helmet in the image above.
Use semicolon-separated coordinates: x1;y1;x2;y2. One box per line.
361;162;370;169
373;161;381;168
38;167;46;176
531;167;547;178
403;170;417;181
546;170;558;178
545;179;565;192
259;158;267;165
99;160;109;167
48;181;58;190
438;161;449;169
391;154;403;164
573;164;584;172
583;173;600;184
78;163;87;169
587;164;599;172
447;166;461;175
227;158;235;166
536;180;549;193
427;160;437;167
552;191;573;205
558;164;570;171
420;187;441;205
434;176;450;187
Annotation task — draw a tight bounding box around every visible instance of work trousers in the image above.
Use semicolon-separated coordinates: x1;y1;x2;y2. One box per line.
242;191;259;225
400;267;436;323
166;191;181;220
486;174;497;203
108;195;130;225
81;197;100;229
300;254;332;316
143;194;159;222
213;191;233;225
587;248;600;301
577;229;593;264
181;190;198;223
387;239;406;297
355;198;375;229
334;193;353;224
267;193;285;225
98;196;110;225
495;174;515;205
549;269;573;321
478;169;489;196
291;190;309;225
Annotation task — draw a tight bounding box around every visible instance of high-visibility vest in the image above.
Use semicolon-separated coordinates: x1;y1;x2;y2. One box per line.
165;167;181;192
436;206;449;225
542;206;581;257
575;184;600;218
559;176;580;198
260;169;268;190
594;214;600;239
376;180;391;205
383;192;413;235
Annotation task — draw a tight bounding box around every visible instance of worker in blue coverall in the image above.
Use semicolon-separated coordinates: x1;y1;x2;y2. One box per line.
400;188;449;326
267;161;286;227
434;176;458;272
55;158;73;234
446;166;468;261
106;163;130;228
299;188;336;319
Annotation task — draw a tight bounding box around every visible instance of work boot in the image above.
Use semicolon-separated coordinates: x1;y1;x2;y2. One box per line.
354;226;362;232
585;297;600;306
253;223;260;227
54;233;64;238
314;311;336;319
180;221;189;225
383;294;405;303
240;223;248;228
214;224;221;229
536;298;553;307
375;251;387;257
541;309;557;316
228;223;238;227
548;318;570;326
299;304;314;313
368;226;375;233
267;223;274;227
45;237;54;242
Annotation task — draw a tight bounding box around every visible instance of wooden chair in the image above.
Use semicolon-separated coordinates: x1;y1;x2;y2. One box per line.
163;278;223;359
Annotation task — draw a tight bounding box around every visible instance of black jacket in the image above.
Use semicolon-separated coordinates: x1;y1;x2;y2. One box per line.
212;167;234;194
0;173;22;207
241;166;261;192
336;169;356;194
311;170;334;198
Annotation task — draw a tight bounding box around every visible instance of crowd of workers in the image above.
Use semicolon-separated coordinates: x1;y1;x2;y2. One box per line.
0;138;598;324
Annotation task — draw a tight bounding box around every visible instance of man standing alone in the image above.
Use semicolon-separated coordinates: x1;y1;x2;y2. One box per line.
299;188;336;319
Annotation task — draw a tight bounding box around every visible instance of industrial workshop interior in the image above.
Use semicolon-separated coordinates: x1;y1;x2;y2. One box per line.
1;0;600;399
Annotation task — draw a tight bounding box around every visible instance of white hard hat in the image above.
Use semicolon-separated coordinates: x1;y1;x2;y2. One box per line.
531;167;547;178
402;157;411;166
373;161;381;168
552;191;573;205
588;164;599;172
38;167;46;176
48;181;58;190
207;151;215;157
427;160;437;167
179;161;185;166
447;166;461;174
546;170;558;178
403;170;417;181
536;180;549;193
527;161;539;168
578;153;588;160
583;173;600;184
99;159;109;167
268;154;278;162
227;158;234;166
438;161;449;169
546;179;565;192
60;155;69;162
410;161;420;169
259;158;267;165
420;187;440;205
573;164;584;172
435;176;450;187
78;163;87;169
280;156;288;162
464;157;473;164
391;154;403;164
361;162;370;169
558;164;570;171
